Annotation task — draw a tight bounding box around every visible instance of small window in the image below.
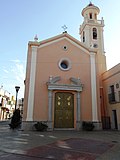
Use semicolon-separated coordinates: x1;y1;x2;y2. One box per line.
93;28;97;40
119;91;120;102
89;13;92;19
93;43;98;48
83;31;85;42
63;45;67;51
108;85;116;103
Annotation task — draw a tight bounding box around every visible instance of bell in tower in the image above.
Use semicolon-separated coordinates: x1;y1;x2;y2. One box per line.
79;2;105;55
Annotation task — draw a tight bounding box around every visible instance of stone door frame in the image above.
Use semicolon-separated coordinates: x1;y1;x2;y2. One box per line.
46;76;83;130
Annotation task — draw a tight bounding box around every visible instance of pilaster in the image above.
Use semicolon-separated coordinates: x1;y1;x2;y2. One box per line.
90;52;98;121
48;90;53;130
26;46;37;121
76;92;81;130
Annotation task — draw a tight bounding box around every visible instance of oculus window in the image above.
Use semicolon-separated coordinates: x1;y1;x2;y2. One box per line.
58;58;71;71
63;45;67;51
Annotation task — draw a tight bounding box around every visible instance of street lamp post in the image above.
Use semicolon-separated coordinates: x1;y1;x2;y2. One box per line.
21;98;24;107
21;98;24;114
15;86;20;110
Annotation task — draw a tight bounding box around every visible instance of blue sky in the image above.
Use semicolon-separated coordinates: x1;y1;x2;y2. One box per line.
0;0;120;98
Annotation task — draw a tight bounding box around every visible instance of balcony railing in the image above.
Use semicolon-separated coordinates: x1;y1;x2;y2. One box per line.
108;93;116;104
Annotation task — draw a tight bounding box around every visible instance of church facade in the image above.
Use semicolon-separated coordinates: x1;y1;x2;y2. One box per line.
23;3;107;130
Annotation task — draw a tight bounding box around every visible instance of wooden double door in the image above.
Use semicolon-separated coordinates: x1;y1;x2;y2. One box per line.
54;92;74;128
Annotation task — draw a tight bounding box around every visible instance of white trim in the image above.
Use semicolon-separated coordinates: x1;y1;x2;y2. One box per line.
26;46;37;121
66;37;90;55
100;28;105;55
47;83;83;92
90;52;98;121
77;92;81;121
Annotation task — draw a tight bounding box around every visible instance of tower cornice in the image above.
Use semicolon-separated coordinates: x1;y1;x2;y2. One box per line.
82;4;100;17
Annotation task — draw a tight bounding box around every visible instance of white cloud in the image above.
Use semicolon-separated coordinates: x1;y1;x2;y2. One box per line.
10;59;21;63
3;69;9;73
11;59;25;98
2;59;25;98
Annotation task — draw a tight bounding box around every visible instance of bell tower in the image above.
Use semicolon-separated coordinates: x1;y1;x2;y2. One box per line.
80;2;105;55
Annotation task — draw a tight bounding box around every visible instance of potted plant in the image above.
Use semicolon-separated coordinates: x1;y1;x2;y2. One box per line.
82;121;95;131
34;122;48;131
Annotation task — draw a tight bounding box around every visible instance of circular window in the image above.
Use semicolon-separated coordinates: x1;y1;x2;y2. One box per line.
58;58;71;71
93;43;98;48
63;45;67;51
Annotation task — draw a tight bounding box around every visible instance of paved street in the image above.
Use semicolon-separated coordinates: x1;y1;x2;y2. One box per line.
0;121;120;159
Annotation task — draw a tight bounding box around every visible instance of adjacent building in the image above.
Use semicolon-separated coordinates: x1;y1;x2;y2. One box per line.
0;86;15;120
102;63;120;130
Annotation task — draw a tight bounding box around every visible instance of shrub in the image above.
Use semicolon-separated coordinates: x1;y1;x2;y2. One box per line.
34;122;48;131
82;121;94;131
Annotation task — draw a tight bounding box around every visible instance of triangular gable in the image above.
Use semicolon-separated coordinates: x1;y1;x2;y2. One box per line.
29;33;92;55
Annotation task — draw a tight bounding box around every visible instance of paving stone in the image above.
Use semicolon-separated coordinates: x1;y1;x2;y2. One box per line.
0;122;120;159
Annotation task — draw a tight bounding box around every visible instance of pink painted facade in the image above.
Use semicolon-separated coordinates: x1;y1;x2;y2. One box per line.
23;3;107;130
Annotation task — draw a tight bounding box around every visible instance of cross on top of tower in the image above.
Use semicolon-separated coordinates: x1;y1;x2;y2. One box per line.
88;1;94;6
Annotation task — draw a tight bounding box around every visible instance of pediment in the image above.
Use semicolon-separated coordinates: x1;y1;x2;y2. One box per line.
29;33;91;55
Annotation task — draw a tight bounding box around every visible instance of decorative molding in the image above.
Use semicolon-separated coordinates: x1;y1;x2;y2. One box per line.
47;83;83;92
47;76;83;130
70;77;82;85
47;76;83;92
48;76;61;84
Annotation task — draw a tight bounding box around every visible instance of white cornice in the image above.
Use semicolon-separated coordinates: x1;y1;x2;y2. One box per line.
47;83;83;92
38;36;90;55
